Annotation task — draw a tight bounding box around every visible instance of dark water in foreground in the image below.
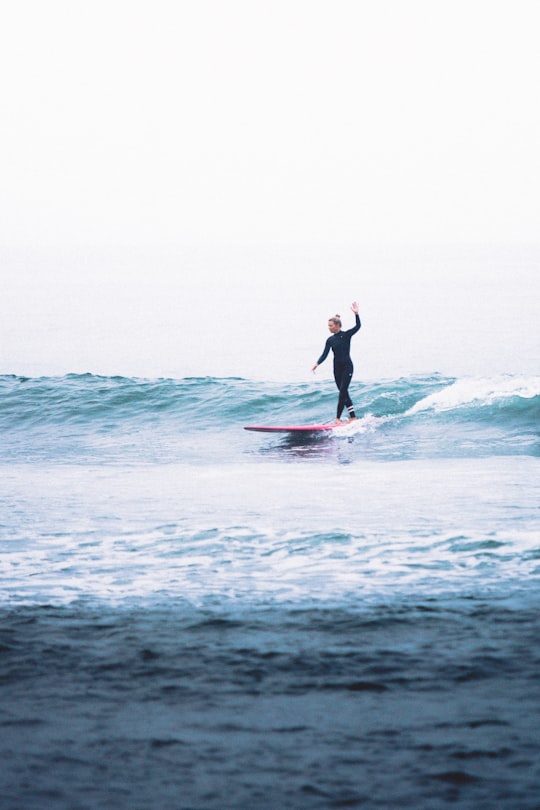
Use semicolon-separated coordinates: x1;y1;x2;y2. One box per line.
1;598;540;810
1;373;539;808
2;601;540;809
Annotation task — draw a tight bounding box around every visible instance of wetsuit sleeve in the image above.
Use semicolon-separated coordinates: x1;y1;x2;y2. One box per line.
345;313;361;336
317;338;332;365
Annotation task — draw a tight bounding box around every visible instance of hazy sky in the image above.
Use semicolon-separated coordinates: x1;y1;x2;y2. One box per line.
1;0;539;247
1;2;538;381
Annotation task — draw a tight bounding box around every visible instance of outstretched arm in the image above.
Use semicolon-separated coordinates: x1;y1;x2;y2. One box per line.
312;338;331;372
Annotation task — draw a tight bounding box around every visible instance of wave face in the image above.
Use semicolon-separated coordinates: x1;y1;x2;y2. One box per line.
0;372;538;461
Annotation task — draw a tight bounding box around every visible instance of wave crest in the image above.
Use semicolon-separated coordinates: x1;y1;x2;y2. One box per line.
0;372;538;436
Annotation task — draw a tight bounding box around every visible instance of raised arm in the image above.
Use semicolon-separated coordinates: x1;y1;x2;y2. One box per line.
347;302;361;335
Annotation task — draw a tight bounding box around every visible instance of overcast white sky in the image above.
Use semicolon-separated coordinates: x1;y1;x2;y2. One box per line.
1;0;539;248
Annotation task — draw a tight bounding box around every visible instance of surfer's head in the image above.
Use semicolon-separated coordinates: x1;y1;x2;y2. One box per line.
328;315;341;333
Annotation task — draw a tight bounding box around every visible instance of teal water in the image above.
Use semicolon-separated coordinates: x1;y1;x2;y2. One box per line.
1;371;539;808
1;372;538;462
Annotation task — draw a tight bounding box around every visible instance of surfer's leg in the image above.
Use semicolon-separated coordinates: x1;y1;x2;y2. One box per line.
334;367;346;420
338;368;356;420
345;397;357;420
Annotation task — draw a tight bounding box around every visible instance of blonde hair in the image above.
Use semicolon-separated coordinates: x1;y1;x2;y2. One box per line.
328;314;341;327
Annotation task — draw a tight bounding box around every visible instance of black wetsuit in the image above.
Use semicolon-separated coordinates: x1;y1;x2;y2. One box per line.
317;313;361;419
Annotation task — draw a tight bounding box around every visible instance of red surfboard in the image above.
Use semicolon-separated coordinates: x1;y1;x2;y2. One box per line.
244;423;336;433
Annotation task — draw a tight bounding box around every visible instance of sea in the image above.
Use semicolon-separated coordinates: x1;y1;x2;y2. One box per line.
1;246;539;809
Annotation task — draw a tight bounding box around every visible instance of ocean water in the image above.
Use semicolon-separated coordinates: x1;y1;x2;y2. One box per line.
1;370;539;809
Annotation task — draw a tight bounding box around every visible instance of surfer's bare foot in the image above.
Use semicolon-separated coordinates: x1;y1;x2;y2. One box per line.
348;417;358;422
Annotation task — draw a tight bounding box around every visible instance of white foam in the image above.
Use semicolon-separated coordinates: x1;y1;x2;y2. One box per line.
332;413;387;437
407;374;540;416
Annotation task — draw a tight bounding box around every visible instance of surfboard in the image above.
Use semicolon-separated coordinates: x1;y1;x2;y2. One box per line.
244;423;336;433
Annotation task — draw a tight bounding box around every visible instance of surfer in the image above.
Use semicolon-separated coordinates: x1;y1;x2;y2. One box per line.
312;302;361;423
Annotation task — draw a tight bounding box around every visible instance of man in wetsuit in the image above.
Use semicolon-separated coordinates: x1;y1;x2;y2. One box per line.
312;302;361;423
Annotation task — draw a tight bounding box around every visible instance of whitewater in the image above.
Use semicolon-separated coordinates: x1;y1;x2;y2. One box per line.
1;368;539;809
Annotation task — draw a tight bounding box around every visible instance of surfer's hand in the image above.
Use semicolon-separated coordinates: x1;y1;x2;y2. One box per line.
312;364;318;373
351;301;359;313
